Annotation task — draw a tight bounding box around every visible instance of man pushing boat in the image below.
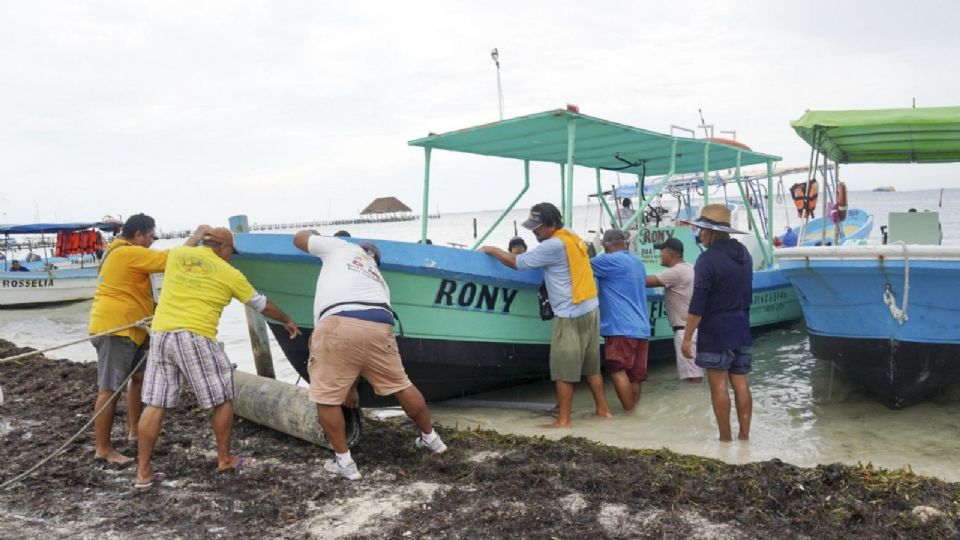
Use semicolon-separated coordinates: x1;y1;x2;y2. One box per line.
480;202;613;428
293;230;447;480
135;227;300;488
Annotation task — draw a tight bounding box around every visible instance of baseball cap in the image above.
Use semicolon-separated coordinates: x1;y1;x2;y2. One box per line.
359;241;381;267
653;237;684;255
203;227;239;254
521;202;562;230
602;229;628;244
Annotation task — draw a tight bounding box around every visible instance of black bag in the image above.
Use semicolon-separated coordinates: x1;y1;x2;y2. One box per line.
538;282;554;321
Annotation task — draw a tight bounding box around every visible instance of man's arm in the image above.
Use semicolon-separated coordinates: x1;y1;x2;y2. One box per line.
478;246;517;269
261;298;302;339
184;225;212;247
293;230;320;253
680;314;702;359
646;275;664;287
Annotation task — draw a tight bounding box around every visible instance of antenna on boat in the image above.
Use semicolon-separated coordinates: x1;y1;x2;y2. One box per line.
491;48;504;120
697;108;713;138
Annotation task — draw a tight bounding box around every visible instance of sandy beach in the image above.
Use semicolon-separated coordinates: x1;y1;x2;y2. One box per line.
1;338;958;539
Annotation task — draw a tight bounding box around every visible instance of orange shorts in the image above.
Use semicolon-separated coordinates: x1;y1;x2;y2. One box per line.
307;315;412;405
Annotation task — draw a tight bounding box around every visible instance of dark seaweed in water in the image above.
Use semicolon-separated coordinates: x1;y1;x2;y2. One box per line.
0;337;958;539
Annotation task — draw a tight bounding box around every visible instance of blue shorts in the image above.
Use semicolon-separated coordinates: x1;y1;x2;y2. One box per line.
695;346;752;375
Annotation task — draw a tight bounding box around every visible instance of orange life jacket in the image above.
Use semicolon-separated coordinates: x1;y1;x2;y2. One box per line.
789;179;819;219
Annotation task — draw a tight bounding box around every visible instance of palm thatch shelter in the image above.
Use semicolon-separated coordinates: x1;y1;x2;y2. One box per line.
360;197;414;222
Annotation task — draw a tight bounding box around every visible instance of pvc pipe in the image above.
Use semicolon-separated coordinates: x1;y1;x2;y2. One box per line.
232;370;363;450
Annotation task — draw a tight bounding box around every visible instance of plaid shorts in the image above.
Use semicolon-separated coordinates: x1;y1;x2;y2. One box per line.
142;330;235;409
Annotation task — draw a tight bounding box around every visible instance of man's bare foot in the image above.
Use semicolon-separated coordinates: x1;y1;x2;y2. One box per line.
542;420;572;429
594;411;614;419
218;455;254;472
686;377;703;383
95;449;134;465
737;433;749;441
718;436;733;442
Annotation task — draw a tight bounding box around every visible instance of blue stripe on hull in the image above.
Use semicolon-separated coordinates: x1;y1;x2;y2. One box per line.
778;258;960;344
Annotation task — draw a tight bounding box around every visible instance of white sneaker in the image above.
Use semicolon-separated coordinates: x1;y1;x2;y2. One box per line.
415;433;448;454
323;458;361;480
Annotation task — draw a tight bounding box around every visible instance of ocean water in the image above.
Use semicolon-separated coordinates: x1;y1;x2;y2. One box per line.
2;188;959;481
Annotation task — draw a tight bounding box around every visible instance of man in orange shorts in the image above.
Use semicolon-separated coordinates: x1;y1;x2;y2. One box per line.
294;230;447;480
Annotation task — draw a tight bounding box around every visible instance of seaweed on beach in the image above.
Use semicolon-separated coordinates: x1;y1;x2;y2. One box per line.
0;338;957;539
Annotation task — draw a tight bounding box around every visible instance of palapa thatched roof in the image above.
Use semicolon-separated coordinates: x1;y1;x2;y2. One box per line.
360;196;413;215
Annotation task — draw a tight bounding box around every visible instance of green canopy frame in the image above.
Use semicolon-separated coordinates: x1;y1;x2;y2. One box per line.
409;108;783;266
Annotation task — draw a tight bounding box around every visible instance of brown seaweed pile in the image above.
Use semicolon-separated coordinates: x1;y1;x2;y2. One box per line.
1;338;958;539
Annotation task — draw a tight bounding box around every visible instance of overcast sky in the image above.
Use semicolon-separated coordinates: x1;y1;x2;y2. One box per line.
1;1;958;230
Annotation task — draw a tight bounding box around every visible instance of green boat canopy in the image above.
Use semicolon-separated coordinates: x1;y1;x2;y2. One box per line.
791;106;960;164
408;109;780;176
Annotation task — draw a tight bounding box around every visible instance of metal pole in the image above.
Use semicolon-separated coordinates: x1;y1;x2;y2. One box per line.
229;214;275;379
564;118;577;223
595;169;617;227
471;160;530;250
421;147;432;243
766;160;775;257
702;143;711;206
732;154;771;267
559;164;566;208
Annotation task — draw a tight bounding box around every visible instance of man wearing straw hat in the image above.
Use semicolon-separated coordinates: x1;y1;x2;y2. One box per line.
679;204;754;442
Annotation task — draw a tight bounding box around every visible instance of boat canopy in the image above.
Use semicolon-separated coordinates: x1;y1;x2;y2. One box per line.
409;109;780;176
791;106;960;164
0;222;120;235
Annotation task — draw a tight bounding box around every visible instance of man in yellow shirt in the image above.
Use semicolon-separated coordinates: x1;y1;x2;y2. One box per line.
88;214;206;465
135;227;300;488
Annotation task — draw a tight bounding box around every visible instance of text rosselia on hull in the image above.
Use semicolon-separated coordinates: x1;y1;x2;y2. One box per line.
2;279;55;288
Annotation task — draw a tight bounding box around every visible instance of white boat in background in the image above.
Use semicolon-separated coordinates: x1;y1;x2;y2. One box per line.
0;222;120;308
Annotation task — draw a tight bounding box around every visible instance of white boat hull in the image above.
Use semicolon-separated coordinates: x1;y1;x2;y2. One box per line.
0;271;99;307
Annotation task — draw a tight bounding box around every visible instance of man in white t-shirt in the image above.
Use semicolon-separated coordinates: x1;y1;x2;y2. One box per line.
293;231;447;480
646;237;702;382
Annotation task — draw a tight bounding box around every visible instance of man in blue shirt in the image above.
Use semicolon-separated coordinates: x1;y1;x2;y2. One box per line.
680;204;753;442
590;229;650;411
480;202;613;428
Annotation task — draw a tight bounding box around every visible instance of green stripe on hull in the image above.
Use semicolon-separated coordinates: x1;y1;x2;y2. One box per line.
233;260;801;345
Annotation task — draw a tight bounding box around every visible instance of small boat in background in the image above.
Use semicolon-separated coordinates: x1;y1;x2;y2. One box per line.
0;222;120;308
798;208;874;246
873;185;896;192
775;105;960;408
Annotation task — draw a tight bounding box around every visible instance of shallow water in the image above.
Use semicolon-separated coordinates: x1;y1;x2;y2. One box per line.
2;189;959;481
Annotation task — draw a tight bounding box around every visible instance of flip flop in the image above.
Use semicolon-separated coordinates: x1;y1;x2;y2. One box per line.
133;472;166;490
219;456;254;473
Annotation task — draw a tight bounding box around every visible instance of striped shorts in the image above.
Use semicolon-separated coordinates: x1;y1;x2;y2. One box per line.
142;330;235;410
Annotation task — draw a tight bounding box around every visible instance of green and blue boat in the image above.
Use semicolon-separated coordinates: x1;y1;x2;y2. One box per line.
232;109;802;403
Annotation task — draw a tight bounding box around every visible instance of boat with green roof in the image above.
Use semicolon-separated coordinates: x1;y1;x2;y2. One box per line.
230;108;802;403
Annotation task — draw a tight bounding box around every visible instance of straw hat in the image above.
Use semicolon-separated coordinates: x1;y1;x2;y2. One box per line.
681;204;747;234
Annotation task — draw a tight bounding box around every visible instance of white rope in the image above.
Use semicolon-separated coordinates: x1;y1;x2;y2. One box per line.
0;317;154;489
882;242;910;324
1;352;148;490
0;317;153;364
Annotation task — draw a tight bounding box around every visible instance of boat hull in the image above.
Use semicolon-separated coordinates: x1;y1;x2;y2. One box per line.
234;234;801;404
0;269;99;307
776;245;960;408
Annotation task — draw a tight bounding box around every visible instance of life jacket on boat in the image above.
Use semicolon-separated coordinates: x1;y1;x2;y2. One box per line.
790;179;819;219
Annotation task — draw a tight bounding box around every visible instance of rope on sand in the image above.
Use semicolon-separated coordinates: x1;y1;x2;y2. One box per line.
0;317;153;490
0;317;154;364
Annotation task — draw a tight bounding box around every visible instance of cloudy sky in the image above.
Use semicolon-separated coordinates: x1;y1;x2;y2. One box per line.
1;1;958;230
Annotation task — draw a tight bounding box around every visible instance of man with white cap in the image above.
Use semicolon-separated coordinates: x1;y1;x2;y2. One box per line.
679;204;753;442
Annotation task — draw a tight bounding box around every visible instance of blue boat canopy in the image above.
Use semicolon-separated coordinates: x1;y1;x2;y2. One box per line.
409;109;781;176
0;222;121;234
